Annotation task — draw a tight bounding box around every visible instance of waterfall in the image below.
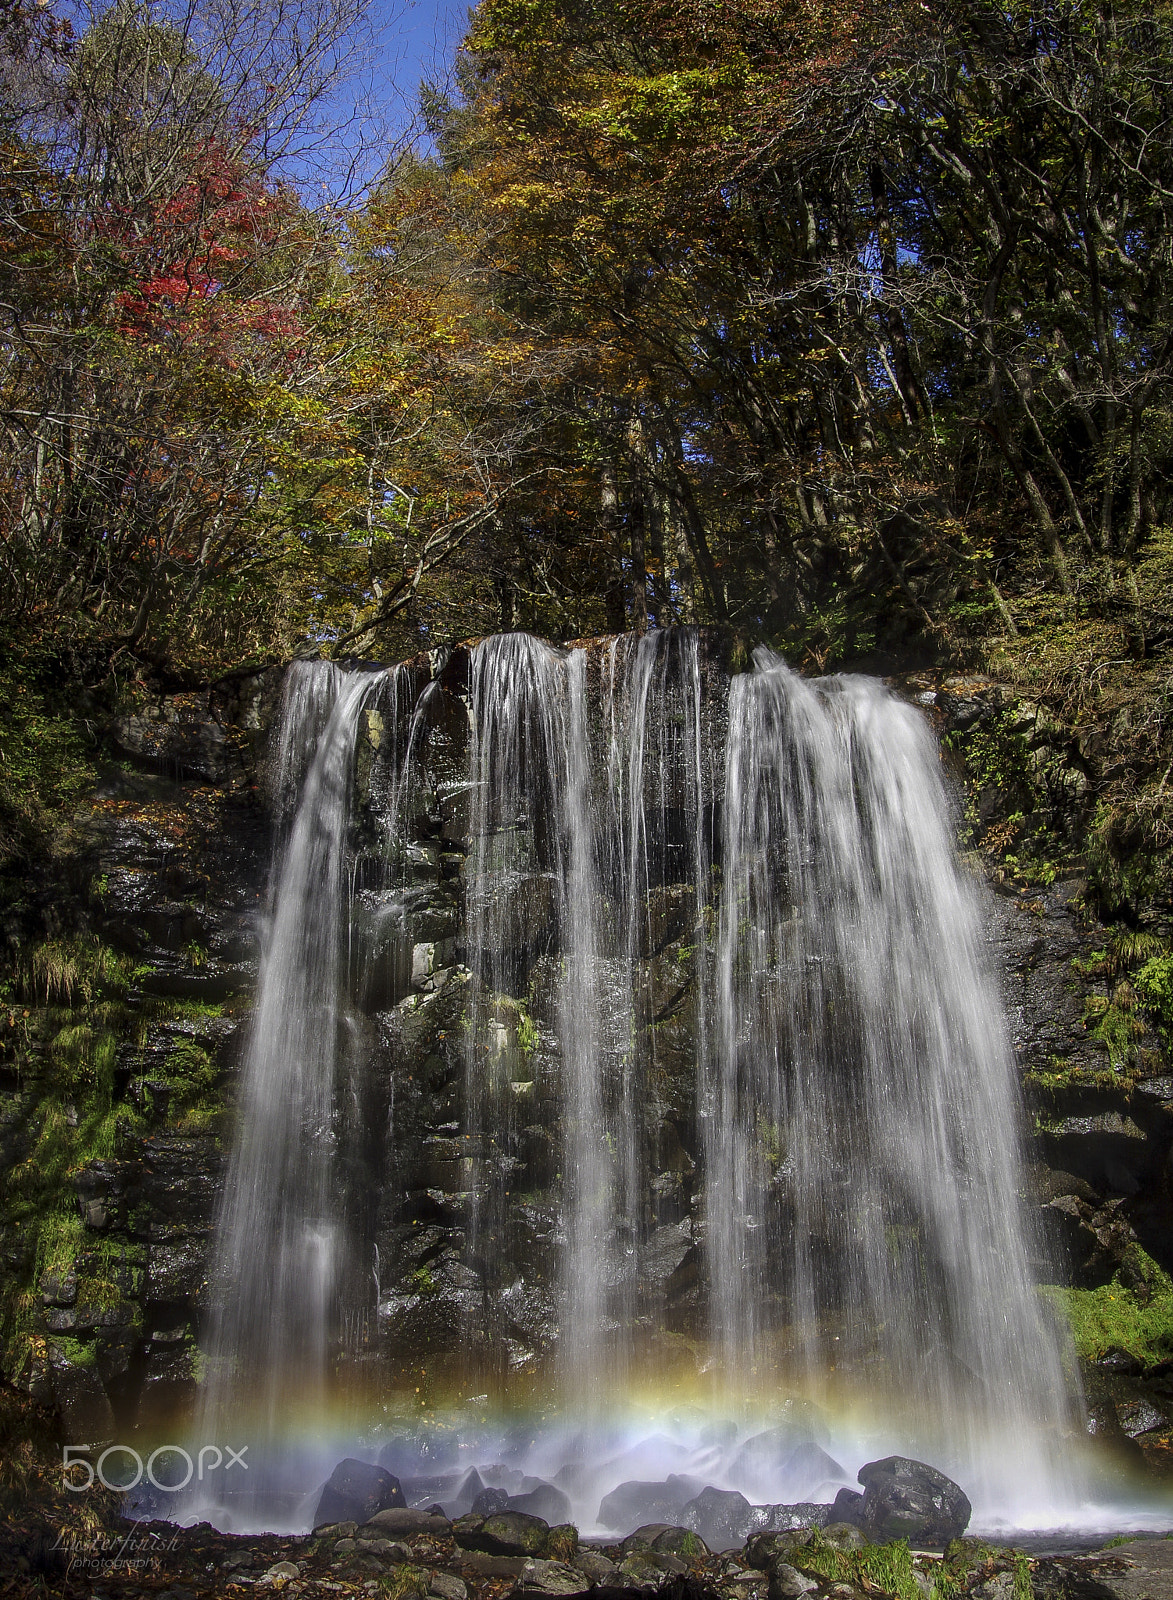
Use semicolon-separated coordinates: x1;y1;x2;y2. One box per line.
461;631;720;1403
177;630;1085;1533
463;635;623;1397
706;650;1076;1502
190;661;380;1524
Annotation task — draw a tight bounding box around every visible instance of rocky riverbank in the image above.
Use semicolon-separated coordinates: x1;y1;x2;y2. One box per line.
3;1488;1171;1600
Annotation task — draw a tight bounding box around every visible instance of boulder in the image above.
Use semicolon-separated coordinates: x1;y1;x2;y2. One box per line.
429;1576;469;1600
452;1468;487;1514
777;1443;849;1497
574;1550;620;1583
1117;1399;1167;1438
681;1486;756;1548
314;1459;406;1530
509;1483;573;1524
728;1411;827;1498
598;1479;693;1531
652;1527;710;1560
619;1549;685;1588
855;1457;970;1542
818;1523;871;1551
830;1489;865;1526
770;1564;819;1599
621;1525;679;1551
516;1558;592;1595
356;1537;412;1558
365;1508;452;1537
745;1531;814;1571
454;1510;551;1557
473;1488;512;1516
754;1505;833;1534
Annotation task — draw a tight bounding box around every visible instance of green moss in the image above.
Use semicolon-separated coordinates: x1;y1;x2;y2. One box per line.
945;716;1034;824
795;1535;921;1600
0;658;100;871
32;1210;86;1280
162;1038;217;1093
49;1335;96;1369
1133;952;1173;1042
1088;799;1173;917
1042;1250;1173;1371
1085;995;1144;1069
517;1006;538;1059
11;936;134;1009
933;1542;1031;1600
1025;1054;1140;1098
545;1523;579;1560
378;1565;430;1600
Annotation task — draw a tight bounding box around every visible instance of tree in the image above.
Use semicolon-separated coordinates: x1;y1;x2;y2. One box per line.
0;0;375;676
445;0;1173;658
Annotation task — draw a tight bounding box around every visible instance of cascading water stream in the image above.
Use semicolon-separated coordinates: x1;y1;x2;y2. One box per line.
706;650;1078;1510
188;661;380;1525
174;630;1102;1536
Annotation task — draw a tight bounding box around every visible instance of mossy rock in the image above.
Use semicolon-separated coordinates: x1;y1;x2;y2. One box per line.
746;1531;818;1570
653;1527;709;1560
943;1538;999;1572
544;1524;579;1561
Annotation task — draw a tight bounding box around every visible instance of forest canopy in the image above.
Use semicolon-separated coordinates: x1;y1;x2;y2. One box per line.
1;0;1172;679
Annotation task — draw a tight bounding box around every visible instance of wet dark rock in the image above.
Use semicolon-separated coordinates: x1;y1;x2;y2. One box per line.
681;1487;756;1549
620;1548;686;1588
459;1552;531;1579
818;1523;871;1551
430;1574;469;1600
134;1340;199;1428
144;1236;208;1305
314;1458;407;1529
455;1510;552;1557
473;1488;512;1515
574;1550;621;1583
753;1506;833;1534
653;1527;711;1560
622;1525;680;1551
355;1535;412;1558
745;1532;809;1571
366;1507;452;1537
40;1267;77;1306
830;1489;865;1525
854;1457;970;1542
769;1564;819;1600
1040;1113;1157;1195
600;1481;695;1531
516;1556;594;1595
50;1348;115;1445
1117;1399;1168;1437
509;1483;573;1523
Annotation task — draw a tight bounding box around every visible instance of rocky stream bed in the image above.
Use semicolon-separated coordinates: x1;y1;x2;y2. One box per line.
4;1486;1172;1600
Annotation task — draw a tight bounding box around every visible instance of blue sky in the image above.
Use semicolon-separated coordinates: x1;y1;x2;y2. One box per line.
367;0;468;143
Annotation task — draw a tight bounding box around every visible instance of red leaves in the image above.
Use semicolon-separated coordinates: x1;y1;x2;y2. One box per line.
105;140;300;350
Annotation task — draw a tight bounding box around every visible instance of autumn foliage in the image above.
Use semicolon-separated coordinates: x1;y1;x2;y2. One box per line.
2;0;1173;677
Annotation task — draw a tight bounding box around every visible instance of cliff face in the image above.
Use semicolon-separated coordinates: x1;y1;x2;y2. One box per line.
1;645;1169;1481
